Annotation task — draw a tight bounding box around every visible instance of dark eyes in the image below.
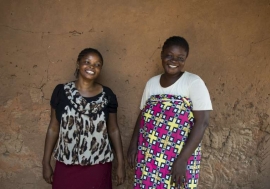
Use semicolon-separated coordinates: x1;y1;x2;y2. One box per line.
163;55;185;62
81;61;102;68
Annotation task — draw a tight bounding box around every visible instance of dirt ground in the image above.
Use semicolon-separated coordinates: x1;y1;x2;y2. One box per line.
0;0;269;188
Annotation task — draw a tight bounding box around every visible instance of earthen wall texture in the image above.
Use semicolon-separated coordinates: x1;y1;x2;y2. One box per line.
0;0;270;188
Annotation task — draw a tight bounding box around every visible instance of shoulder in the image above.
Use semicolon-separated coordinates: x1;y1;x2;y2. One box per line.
183;71;201;81
50;83;65;107
52;84;64;94
146;74;161;85
182;71;205;85
102;85;118;105
102;85;116;96
55;83;64;89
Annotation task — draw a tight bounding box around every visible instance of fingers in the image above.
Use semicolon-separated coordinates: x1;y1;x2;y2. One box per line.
44;177;52;184
127;153;136;169
116;175;120;186
50;174;53;183
170;172;174;185
43;164;53;184
118;178;124;185
132;157;137;169
181;175;186;183
128;155;133;168
43;174;53;184
177;176;185;188
170;171;185;187
170;169;177;185
172;176;182;188
127;155;132;168
127;147;138;169
131;155;135;169
116;175;124;186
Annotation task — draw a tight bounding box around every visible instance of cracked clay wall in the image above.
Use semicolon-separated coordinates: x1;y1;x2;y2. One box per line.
0;0;270;189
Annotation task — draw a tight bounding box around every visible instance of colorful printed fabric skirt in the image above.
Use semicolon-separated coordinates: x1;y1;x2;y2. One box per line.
134;94;201;189
52;161;112;189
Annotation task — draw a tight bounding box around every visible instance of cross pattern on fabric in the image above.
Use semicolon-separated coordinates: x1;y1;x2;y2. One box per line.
135;94;201;189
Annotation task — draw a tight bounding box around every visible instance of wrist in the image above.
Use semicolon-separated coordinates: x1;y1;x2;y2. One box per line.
42;159;51;165
177;153;189;161
130;138;138;147
117;162;125;167
116;157;125;166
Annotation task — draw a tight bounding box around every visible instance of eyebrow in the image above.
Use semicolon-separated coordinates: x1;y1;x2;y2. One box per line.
82;58;101;61
165;53;186;56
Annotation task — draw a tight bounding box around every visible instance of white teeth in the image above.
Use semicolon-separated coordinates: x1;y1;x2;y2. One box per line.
86;70;94;74
168;65;177;68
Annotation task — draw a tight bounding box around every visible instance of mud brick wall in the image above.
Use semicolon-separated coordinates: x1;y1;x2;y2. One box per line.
0;0;269;188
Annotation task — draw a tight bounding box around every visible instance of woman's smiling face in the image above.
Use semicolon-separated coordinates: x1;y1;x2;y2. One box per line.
161;45;187;76
77;52;103;80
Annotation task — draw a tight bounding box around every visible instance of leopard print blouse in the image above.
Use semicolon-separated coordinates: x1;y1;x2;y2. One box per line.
50;81;117;165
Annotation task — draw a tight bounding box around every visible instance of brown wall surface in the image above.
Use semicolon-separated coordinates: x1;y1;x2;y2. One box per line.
0;0;270;188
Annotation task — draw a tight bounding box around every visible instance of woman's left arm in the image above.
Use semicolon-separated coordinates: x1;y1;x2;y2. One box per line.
171;110;210;187
107;112;125;185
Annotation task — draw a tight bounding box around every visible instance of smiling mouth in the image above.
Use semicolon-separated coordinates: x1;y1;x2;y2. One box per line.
86;70;94;75
168;65;177;68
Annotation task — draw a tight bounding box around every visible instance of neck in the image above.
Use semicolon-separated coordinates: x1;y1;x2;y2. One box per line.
76;77;96;90
163;71;184;79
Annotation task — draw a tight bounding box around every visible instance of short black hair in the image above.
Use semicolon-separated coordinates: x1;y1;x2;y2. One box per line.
74;48;103;78
162;36;189;57
77;48;103;63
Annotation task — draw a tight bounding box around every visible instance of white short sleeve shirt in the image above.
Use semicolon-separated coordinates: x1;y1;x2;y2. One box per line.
140;72;213;111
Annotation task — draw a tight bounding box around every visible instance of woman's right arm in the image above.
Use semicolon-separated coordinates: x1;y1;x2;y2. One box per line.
127;111;142;169
42;108;60;184
127;81;149;168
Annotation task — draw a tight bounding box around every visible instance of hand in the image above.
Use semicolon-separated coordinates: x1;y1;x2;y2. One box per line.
170;157;187;187
116;164;125;186
127;143;138;169
43;163;53;184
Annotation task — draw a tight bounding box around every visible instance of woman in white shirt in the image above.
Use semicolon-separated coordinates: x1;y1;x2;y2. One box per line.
128;36;212;189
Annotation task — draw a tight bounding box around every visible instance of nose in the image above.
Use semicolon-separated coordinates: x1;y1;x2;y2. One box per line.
170;57;178;62
89;64;95;68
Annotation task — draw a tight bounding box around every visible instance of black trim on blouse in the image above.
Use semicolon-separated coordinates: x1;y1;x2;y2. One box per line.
50;83;118;123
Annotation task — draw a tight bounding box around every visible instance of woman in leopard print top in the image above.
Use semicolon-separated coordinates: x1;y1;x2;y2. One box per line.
42;48;125;189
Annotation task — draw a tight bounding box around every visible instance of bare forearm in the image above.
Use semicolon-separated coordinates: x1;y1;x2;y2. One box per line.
42;128;59;165
129;111;142;146
109;129;124;164
178;110;210;160
178;122;207;160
